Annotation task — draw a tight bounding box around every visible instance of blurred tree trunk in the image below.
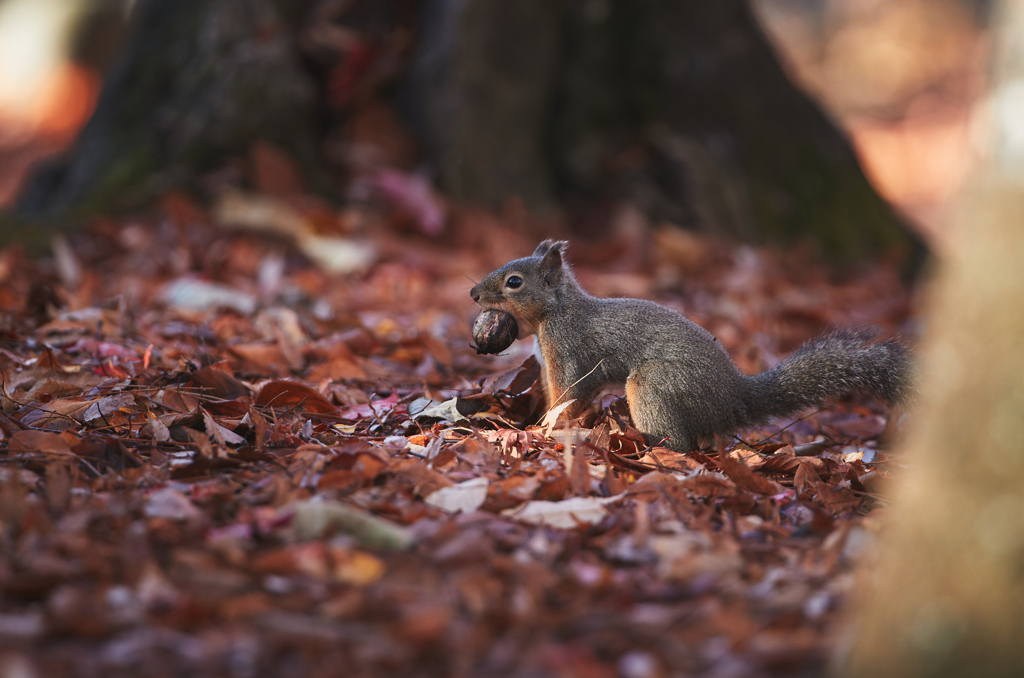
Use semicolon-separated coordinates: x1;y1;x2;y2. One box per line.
841;2;1024;675
405;0;924;261
14;0;924;263
15;0;318;220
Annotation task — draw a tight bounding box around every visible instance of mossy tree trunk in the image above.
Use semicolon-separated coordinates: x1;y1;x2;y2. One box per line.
841;1;1024;675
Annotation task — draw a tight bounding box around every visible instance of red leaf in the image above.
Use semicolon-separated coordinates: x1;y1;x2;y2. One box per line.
255;380;338;414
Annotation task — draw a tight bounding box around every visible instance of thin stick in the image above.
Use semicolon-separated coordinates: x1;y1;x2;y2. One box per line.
547;358;606;411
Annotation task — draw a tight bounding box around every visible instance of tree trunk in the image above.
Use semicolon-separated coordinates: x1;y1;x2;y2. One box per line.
405;0;924;261
841;1;1024;674
13;0;924;263
15;0;317;220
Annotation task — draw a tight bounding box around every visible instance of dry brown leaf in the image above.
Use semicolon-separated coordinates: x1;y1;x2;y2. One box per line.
678;473;740;498
640;447;703;471
8;430;74;456
795;460;825;494
307;357;367;381
718;451;784;496
255;380;338;414
813;482;862;514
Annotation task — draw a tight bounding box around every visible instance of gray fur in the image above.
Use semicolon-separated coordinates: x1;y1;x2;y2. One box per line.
471;240;912;451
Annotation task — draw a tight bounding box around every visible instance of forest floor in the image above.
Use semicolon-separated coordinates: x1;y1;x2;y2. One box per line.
0;185;916;677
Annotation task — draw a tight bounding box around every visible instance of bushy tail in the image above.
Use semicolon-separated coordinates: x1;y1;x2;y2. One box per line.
741;328;911;425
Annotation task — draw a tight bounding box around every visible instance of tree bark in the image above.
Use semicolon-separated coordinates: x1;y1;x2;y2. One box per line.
406;0;924;261
13;0;924;264
841;1;1024;674
15;0;317;220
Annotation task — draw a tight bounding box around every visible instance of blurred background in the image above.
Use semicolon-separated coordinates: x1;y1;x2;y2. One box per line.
0;0;110;205
0;0;991;253
755;0;988;242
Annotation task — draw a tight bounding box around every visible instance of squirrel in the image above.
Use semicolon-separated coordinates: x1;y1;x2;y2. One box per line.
470;239;911;452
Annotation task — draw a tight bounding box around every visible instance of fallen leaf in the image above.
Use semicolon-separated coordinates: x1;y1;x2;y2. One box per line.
255;380;338;414
678;473;739;498
795;461;824;493
337;393;399;420
814;482;861;514
214;190;309;239
298;234;377;276
718;451;784;495
140;415;171;442
81;392;135;425
424;477;489;514
159;278;258;315
215;191;376;274
502;494;624;530
412;397;468;424
308;357;367;381
541;399;576;437
330;549;386;586
201;408;246;446
8;430;74;455
145;487;201;521
189;366;250;400
640;447;702;471
228;343;293;370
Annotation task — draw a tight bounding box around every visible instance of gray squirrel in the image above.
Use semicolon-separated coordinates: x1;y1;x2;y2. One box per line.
471;239;911;451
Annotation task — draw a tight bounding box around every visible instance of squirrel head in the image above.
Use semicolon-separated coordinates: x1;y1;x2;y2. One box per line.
470;239;573;337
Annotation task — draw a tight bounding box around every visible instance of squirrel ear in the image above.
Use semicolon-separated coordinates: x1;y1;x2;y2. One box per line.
533;239;555;257
539;241;567;285
533;239;568;257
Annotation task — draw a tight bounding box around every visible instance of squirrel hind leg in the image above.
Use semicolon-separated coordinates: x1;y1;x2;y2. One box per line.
626;372;697;452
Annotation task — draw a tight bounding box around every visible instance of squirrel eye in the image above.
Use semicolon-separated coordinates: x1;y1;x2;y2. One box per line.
505;275;523;289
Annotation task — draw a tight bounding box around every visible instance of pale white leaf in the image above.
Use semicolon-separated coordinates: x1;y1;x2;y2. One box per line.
297;234;376;275
145;488;201;521
425;477;489;514
413;397;468;423
541;399;576;437
159;278;257;315
502;493;624;530
140;416;171;442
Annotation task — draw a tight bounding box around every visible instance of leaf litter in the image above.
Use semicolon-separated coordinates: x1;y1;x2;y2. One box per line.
0;97;915;676
0;198;913;677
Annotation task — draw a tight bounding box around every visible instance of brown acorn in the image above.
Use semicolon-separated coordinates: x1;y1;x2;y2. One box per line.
472;310;518;354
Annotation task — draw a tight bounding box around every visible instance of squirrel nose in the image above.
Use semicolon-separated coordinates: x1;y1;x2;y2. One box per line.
470;284;481;303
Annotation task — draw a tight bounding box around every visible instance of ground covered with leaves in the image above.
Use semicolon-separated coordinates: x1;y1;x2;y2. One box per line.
0;194;914;677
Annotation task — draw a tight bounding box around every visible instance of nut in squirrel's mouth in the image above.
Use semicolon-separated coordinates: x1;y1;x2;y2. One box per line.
471;293;537;338
480;305;535;338
472;309;519;354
